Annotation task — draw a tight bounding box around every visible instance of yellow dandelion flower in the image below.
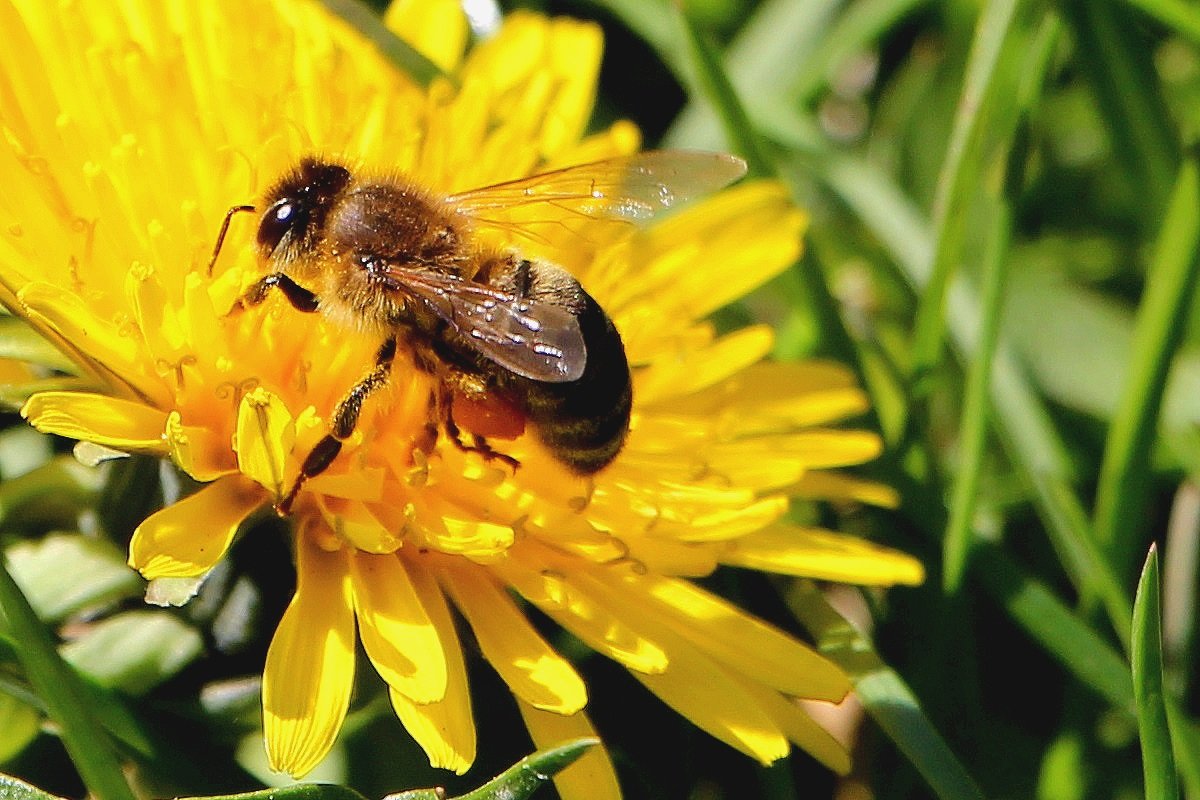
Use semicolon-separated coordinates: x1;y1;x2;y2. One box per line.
0;0;924;795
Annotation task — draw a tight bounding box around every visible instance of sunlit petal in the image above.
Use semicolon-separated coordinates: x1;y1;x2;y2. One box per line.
129;475;264;578
263;526;356;777
389;555;476;774
440;562;587;714
351;551;448;703
516;699;621;800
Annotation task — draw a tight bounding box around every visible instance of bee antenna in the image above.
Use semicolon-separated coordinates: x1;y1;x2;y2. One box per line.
207;204;257;276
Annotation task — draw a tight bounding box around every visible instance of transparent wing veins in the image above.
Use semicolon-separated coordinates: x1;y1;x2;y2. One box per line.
384;268;586;383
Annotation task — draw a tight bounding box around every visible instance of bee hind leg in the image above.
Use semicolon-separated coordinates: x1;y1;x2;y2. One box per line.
432;384;520;472
276;337;397;515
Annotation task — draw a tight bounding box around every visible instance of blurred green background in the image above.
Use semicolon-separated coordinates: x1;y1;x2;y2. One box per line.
2;0;1199;798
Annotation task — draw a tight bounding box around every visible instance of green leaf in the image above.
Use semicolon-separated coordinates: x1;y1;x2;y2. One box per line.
787;582;985;800
0;638;152;759
0;693;39;764
5;533;141;623
61;611;204;696
180;785;369;800
220;739;597;800
452;738;599;800
0;774;66;800
0;459;101;531
0;316;79;373
0;555;134;800
1132;546;1180;800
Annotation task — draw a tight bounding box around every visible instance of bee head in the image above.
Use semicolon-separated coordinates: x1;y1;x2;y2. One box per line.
257;158;352;262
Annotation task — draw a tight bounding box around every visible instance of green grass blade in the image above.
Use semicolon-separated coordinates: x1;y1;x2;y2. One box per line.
910;0;1022;381
943;201;1012;592
804;139;1137;625
787;0;929;106
1132;546;1180;800
676;9;774;177
1165;699;1200;799
664;0;843;148
1059;0;1178;229
973;545;1135;714
809;149;1076;482
1093;157;1200;579
787;582;985;800
319;0;446;86
1027;474;1134;648
583;0;682;76
1120;0;1200;46
0;556;135;800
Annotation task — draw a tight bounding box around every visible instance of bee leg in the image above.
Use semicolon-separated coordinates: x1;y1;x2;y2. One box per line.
435;384;520;472
276;337;397;515
410;394;441;462
228;273;320;316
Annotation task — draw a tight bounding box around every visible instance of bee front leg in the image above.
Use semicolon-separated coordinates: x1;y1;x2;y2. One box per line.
229;273;320;316
276;337;397;515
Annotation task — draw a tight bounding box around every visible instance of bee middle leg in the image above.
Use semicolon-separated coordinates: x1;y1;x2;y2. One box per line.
276;337;397;515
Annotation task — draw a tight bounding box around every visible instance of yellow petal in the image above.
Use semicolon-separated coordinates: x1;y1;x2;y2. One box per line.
165;410;234;482
129;475;263;578
722;524;925;586
493;552;668;674
568;569;790;764
263;528;355;778
634;326;774;406
746;430;883;468
18;283;167;405
390;555;475;774
789;471;900;508
515;700;621;800
440;563;586;714
610;181;805;324
22;391;166;452
351;551;448;704
384;0;468;73
463;13;602;158
587;571;849;702
670;361;871;430
633;635;789;765
737;679;850;775
235;387;295;501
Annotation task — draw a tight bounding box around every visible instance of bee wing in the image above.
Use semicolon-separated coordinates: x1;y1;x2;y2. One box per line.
387;268;586;383
444;151;748;247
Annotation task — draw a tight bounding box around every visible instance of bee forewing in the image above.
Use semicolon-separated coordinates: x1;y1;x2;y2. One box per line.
463;300;587;383
444;150;748;225
389;267;588;383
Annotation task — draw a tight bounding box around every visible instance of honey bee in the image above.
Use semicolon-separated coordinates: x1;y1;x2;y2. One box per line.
208;151;747;513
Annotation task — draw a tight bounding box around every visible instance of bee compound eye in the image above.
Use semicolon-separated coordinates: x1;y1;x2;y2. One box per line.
257;198;299;252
